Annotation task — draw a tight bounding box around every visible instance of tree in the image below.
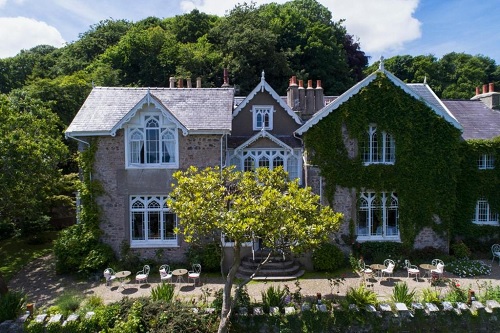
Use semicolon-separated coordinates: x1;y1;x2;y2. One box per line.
0;94;68;235
168;166;342;333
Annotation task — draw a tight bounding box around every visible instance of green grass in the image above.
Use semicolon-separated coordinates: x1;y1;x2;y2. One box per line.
0;231;58;281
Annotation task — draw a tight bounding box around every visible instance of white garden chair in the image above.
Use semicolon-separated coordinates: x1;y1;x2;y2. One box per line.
381;259;395;281
159;264;173;283
492;244;500;266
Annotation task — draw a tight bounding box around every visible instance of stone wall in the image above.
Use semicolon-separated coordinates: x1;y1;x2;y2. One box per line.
91;130;225;262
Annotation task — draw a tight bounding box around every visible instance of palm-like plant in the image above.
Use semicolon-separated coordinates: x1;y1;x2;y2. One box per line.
345;284;378;308
391;282;416;306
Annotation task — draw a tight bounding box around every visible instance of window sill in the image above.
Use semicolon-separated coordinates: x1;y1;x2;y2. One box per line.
126;163;178;170
356;235;401;242
131;242;180;248
472;222;499;226
362;162;395;166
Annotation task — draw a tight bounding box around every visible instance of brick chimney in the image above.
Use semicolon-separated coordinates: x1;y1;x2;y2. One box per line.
305;79;315;116
222;68;230;87
315;80;324;111
471;82;500;109
298;80;306;112
287;76;299;111
177;78;184;88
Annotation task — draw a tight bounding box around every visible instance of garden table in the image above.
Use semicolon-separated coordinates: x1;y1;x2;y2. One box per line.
419;264;436;278
172;268;188;284
115;270;131;288
370;264;386;278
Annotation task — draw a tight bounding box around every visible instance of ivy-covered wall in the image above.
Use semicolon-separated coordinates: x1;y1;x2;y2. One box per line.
454;138;500;249
304;74;464;249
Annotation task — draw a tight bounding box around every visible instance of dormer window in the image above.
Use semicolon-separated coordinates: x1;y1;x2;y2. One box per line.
126;114;178;168
252;106;273;130
361;125;395;165
478;154;495;170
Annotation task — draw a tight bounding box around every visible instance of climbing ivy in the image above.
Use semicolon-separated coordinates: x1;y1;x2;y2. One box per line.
304;74;463;248
454;138;500;249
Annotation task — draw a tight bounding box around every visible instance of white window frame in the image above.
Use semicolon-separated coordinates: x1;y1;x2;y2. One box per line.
221;233;253;247
362;125;395;165
252;105;274;130
472;198;499;225
478;154;495;170
356;192;400;241
130;196;178;248
125;113;179;169
229;148;302;184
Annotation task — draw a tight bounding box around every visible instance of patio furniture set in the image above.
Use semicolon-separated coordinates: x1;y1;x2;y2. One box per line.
103;264;201;289
357;258;445;283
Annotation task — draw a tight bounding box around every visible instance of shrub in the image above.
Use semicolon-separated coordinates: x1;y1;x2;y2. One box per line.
26;320;45;333
54;223;115;276
478;282;500;302
54;291;82;316
261;285;287;312
0;289;26;322
345;284;378;308
450;241;471;259
443;279;468;303
312;242;345;272
391;282;416;306
186;242;221;273
353;241;405;263
420;287;441;303
150;283;175;303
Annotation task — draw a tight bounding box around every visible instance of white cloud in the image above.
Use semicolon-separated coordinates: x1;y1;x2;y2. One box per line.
329;0;421;54
0;17;66;58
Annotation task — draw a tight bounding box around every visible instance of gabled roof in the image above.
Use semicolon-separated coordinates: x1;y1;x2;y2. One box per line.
233;71;302;125
295;64;462;135
443;100;500;140
232;129;294;152
65;87;234;137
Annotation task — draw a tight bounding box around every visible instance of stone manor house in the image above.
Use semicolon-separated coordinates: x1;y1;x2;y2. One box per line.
66;64;500;267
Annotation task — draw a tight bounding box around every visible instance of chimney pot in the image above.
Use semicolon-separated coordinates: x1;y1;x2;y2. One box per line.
290;76;297;86
178;78;184;88
186;78;192;88
316;80;322;89
222;68;229;87
169;76;176;88
307;79;313;89
196;77;202;88
476;86;480;95
489;82;495;93
298;80;304;88
483;84;488;94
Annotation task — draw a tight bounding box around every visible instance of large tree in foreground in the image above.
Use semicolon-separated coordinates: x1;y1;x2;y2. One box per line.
168;166;343;333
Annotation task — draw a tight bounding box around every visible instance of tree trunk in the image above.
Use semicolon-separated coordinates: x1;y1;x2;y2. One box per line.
0;272;8;295
217;245;241;333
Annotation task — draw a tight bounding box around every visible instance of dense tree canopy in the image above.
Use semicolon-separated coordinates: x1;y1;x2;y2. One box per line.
168;166;342;333
0;94;68;235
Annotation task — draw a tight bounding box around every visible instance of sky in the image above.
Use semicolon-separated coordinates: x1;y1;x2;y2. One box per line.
0;0;499;65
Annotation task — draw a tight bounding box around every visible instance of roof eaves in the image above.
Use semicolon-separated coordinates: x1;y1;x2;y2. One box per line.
233;130;293;152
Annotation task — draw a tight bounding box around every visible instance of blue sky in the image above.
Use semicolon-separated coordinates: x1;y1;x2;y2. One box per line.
0;0;499;65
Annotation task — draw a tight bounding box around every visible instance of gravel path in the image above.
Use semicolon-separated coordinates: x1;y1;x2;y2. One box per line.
8;254;500;309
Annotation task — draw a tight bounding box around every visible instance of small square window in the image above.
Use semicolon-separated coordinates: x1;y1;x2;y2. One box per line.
478;154;495;170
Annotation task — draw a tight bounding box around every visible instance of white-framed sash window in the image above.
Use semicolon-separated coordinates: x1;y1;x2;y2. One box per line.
361;125;395;165
130;196;178;247
472;198;499;225
357;192;400;241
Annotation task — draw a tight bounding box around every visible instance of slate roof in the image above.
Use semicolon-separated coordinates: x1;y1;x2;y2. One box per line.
296;67;462;135
65;87;234;136
442;100;500;140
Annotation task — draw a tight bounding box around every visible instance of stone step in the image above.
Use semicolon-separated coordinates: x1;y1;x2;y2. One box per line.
240;259;296;270
237;263;302;277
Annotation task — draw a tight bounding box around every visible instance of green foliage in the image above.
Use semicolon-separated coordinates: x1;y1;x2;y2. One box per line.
443;279;468;303
261;285;287;312
186;242;221;273
446;259;491;277
478;282;500;303
451;241;472;259
109;300;145;333
420;287;441;303
353;241;405;264
0;94;69;235
0;289;26;322
46;320;63;333
26;320;45;333
150;283;175;303
391;282;416;306
54;291;82;316
312;242;345;272
345;284;378;308
305;74;463;247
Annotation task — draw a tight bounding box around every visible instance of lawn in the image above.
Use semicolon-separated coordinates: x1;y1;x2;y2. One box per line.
0;231;58;281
